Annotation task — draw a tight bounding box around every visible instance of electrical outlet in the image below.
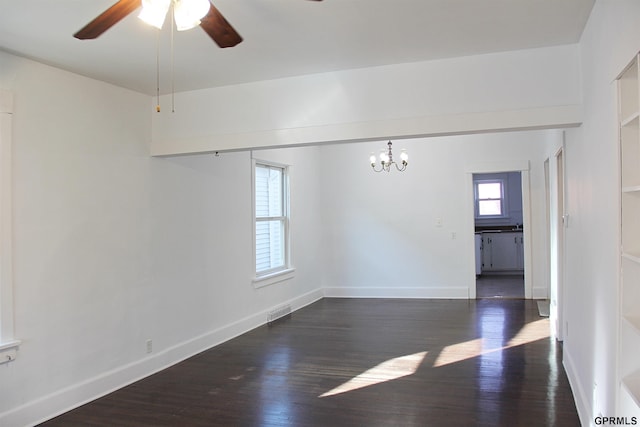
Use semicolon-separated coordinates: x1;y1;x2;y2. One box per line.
436;217;442;227
451;231;457;240
146;339;152;354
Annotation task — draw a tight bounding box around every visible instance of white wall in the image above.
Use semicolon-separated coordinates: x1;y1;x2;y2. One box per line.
563;0;640;424
0;51;323;426
151;45;582;155
320;130;555;299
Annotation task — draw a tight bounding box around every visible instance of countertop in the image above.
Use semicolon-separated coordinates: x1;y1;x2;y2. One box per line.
475;225;523;233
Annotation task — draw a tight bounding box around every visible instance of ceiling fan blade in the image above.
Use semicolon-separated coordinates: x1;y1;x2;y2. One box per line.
199;4;243;48
74;0;142;40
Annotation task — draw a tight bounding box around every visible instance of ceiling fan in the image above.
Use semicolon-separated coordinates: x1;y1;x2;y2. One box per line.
74;0;322;48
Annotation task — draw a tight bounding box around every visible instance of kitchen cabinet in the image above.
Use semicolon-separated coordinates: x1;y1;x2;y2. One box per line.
481;231;523;272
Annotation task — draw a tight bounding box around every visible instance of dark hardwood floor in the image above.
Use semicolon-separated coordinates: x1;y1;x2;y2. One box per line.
476;274;525;299
40;298;580;427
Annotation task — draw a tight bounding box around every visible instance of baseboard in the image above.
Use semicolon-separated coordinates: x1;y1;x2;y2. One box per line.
1;288;323;427
532;287;548;299
323;286;469;299
563;344;592;427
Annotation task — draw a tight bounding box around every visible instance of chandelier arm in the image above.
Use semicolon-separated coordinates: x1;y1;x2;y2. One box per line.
395;162;407;172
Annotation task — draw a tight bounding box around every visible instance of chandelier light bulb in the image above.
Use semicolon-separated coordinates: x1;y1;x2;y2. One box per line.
400;149;409;163
369;153;377;164
380;151;389;164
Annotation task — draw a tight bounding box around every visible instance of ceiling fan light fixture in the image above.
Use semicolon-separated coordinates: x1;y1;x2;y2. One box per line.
174;0;211;31
139;0;171;29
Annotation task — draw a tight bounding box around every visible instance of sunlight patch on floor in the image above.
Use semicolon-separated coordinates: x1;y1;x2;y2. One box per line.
434;319;550;368
319;319;551;397
507;319;550;347
318;351;428;397
433;338;484;367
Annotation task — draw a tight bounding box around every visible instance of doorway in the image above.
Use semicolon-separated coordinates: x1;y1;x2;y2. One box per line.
473;172;525;298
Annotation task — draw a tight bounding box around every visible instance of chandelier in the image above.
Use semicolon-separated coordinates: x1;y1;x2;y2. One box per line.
369;141;408;172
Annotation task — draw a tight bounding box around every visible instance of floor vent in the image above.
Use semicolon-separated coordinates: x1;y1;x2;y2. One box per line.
537;300;550;317
267;304;292;325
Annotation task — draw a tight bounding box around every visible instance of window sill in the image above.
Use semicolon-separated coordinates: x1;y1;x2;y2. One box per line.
475;215;510;220
253;268;295;289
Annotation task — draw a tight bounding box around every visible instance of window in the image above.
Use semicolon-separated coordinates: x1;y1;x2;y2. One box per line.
254;162;290;278
475;180;505;217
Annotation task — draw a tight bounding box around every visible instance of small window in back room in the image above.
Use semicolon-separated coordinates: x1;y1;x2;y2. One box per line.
476;180;504;217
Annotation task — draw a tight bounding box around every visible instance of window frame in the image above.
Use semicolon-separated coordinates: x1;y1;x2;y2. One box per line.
252;159;294;287
474;179;508;219
0;89;19;353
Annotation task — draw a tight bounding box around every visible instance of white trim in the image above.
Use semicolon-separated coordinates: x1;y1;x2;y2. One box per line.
466;161;534;299
323;286;469;299
0;339;20;352
554;146;566;341
0;289;324;427
252;267;296;289
252;158;292;280
532;287;548;300
466;160;531;174
151;105;582;156
521;169;533;300
474;178;508;219
0;89;15;346
564;345;591;427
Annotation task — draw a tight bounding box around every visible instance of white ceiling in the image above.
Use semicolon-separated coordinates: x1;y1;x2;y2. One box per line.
0;0;594;96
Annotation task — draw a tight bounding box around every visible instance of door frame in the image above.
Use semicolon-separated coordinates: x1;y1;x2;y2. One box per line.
551;147;566;341
466;160;532;299
544;158;551;301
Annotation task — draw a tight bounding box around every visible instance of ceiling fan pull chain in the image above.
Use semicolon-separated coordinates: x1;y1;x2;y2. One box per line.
171;4;176;113
156;29;161;113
